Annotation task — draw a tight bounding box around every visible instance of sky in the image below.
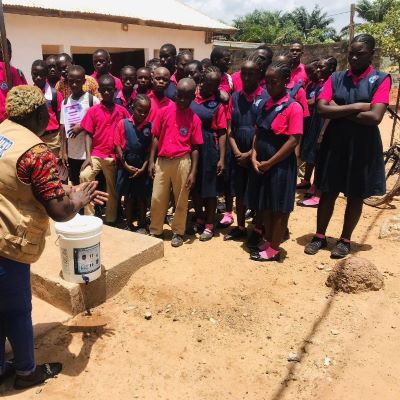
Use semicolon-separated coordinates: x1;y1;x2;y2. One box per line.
181;0;360;32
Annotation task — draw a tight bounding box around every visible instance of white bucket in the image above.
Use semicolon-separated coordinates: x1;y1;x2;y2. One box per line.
54;214;103;284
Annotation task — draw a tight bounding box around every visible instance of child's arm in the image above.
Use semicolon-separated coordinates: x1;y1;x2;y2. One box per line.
148;137;158;179
80;132;93;171
217;129;226;176
115;145;138;176
186;145;199;189
59;124;68;167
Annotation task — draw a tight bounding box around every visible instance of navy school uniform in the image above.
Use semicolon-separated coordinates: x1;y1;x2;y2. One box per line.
116;119;152;199
300;82;324;164
190;97;226;198
230;88;269;199
315;69;390;199
247;96;303;213
165;81;177;102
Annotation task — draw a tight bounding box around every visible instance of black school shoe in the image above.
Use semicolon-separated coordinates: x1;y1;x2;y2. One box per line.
250;250;280;262
246;229;263;250
304;236;328;255
224;227;247;241
14;363;62;390
330;240;351;259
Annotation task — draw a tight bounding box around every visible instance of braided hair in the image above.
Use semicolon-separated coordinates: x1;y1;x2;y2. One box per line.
202;65;222;81
267;61;291;82
351;34;375;51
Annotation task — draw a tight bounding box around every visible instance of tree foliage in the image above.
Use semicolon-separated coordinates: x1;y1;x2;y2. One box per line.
356;0;398;22
232;6;338;44
361;1;400;65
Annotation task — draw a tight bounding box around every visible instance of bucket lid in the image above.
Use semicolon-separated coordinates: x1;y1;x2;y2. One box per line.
55;214;103;238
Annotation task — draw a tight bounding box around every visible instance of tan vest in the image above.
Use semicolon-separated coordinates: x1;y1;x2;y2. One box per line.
0;119;50;264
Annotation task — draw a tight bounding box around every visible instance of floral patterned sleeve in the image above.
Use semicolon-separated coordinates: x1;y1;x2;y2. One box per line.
17;144;66;202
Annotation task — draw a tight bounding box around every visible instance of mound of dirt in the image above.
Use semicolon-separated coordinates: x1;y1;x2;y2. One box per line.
380;215;400;241
326;256;384;293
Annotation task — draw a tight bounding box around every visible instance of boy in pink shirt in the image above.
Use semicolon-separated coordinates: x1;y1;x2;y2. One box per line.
289;42;309;87
91;49;123;91
80;74;130;223
147;67;173;123
148;78;203;247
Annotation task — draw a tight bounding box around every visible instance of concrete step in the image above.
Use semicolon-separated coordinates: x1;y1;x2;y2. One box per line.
31;223;163;315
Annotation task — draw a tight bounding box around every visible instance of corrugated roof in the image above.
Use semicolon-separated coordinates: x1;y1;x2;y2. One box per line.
3;0;236;33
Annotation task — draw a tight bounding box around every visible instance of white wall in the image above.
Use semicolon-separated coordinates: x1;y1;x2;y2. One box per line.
5;13;213;82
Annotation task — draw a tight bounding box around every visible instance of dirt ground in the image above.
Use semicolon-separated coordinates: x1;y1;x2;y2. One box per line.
1;116;400;399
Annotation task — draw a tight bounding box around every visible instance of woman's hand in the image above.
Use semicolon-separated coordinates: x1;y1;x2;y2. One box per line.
70;181;109;209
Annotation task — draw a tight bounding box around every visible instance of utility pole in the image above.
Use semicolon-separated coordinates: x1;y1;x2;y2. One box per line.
349;3;356;47
0;0;12;90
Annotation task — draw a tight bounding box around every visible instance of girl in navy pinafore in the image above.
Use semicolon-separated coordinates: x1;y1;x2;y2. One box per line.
115;94;152;233
190;66;227;241
248;62;303;262
224;59;269;242
305;34;390;259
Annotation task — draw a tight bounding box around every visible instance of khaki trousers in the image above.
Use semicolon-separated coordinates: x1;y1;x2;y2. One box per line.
150;155;191;236
80;157;117;223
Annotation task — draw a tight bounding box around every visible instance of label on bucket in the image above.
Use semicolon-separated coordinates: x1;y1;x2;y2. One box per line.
73;243;101;275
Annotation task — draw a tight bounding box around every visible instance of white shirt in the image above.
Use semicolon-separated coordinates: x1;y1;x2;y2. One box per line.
60;92;100;160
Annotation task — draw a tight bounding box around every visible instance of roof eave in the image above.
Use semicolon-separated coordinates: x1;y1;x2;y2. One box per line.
4;5;237;34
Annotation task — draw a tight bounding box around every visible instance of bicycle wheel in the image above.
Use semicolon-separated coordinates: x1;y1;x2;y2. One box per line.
364;145;400;207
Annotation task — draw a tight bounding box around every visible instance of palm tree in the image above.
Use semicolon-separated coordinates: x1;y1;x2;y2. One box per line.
356;0;398;22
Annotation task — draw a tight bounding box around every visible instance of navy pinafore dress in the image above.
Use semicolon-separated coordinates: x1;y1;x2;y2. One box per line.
230;89;269;198
300;83;324;164
247;97;298;213
116;119;152;199
190;99;221;198
315;70;389;199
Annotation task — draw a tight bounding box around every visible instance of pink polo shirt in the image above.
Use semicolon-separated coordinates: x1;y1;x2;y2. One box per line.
290;63;308;87
115;89;137;107
81;102;130;159
0;62;27;122
170;73;178;85
41;84;63;131
287;81;310;118
194;93;227;131
153;103;203;158
318;66;391;104
261;94;303;136
231;71;242;93
91;71;123;91
147;90;173;123
219;72;233;94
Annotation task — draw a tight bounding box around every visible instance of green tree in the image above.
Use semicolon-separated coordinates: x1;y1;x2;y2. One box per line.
356;0;398;22
362;1;400;68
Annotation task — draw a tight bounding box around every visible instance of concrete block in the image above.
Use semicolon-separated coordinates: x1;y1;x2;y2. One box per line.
31;223;163;315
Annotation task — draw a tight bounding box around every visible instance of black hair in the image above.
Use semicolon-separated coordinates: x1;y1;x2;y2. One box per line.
31;59;48;71
202;65;221;81
121;65;136;75
57;53;73;63
324;56;338;72
177;50;193;62
256;44;274;58
290;40;304;48
274;52;290;62
187;60;202;71
133;93;151;108
68;64;86;76
247;52;266;70
268;61;291;81
200;58;212;69
210;48;230;65
45;54;57;62
351;34;375;51
93;49;111;59
160;43;177;56
137;66;152;74
98;74;115;87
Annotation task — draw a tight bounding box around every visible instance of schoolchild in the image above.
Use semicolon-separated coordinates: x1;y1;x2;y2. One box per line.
147;67;173;123
210;47;233;95
136;67;152;94
248;62;303;261
146;58;161;73
148;78;203;247
45;55;60;88
184;60;203;85
80;74;130;224
114;65;137;114
31;60;63;157
298;56;337;207
289;41;308;87
59;65;100;186
115;95;152;233
91;49;123;91
159;43;178;100
224;60;268;241
305;34;390;258
190;66;227;241
172;50;194;85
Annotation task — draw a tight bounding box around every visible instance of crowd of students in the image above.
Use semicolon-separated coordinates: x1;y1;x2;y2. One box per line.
1;33;390;261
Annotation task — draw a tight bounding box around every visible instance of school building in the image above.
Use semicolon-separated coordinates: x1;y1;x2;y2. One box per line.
3;0;235;81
